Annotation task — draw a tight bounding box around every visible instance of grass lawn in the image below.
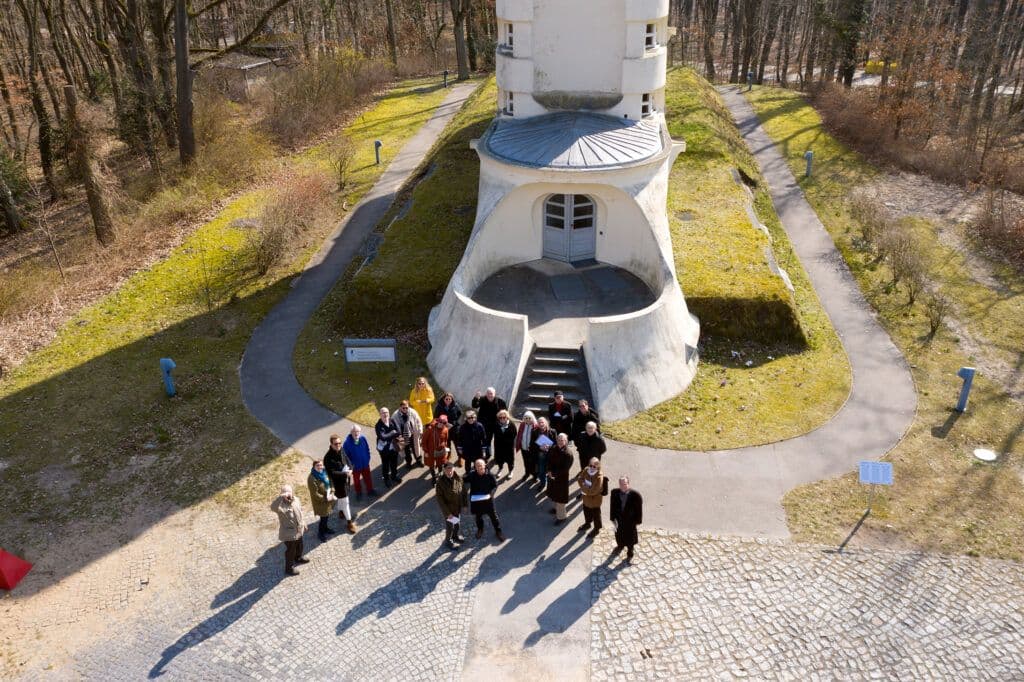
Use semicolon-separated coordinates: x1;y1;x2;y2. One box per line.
293;79;494;425
294;70;851;451
604;68;850;450
0;76;459;576
746;86;1024;559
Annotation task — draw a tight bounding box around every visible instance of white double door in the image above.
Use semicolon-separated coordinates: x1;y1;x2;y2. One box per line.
542;193;596;263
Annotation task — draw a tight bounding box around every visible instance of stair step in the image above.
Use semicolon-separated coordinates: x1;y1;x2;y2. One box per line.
532;366;584;376
528;379;583;389
533;354;580;364
513;344;593;418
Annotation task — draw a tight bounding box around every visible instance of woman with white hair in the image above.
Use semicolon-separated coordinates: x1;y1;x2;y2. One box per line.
270;485;308;576
515;410;537;481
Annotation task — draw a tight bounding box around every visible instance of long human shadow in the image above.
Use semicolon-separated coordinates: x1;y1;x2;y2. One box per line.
335;541;482;635
523;551;626;648
148;539;286;677
500;532;591;615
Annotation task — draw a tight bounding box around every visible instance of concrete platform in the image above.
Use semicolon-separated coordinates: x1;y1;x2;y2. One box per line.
472;259;656;347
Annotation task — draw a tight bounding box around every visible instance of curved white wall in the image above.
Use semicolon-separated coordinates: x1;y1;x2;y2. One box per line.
531;0;625;96
625;0;669;20
496;52;534;96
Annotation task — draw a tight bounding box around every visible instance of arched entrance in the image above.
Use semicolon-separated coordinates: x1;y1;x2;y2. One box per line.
542;193;596;263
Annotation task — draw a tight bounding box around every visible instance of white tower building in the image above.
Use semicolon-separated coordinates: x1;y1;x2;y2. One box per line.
427;0;700;421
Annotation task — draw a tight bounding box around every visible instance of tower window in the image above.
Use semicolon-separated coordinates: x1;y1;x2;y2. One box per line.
507;23;514;48
644;23;656;49
641;93;653;117
506;91;515;115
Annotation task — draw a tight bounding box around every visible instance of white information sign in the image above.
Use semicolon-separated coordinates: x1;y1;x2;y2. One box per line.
342;338;397;364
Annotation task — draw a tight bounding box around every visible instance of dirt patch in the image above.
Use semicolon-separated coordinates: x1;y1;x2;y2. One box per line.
860;171;1024;400
34;464;81;499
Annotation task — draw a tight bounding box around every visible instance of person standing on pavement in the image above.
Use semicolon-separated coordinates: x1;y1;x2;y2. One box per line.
492;409;517;481
434;392;462;450
343;425;378;500
472;387;507;458
515;410;537;481
571;400;600;449
547;391;574;439
576;457;606;539
421;414;451;483
434;461;466;550
394;400;425;470
375;407;402;487
465;458;505;541
530;417;555;492
307;460;336;542
409;377;435;428
456;410;488;470
545;433;573;525
575;421;607;472
610;476;643;562
324;434;357;534
271;485;308;576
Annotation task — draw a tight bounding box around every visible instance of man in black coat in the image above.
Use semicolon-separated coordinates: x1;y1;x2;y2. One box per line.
547;391;573;437
472;387;507;457
575;421;607;472
571;399;600;448
457;410;488;470
465;458;505;541
609;475;643;562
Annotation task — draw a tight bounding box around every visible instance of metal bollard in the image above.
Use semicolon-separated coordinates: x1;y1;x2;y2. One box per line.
374;139;383;165
804;150;813;178
747;71;754;91
956;366;976;412
443;69;449;88
160;357;177;397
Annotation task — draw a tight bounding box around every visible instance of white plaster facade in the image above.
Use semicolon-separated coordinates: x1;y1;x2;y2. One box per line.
428;0;700;421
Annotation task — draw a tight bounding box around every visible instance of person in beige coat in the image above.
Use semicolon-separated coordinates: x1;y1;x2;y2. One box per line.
576;457;607;539
271;485;308;576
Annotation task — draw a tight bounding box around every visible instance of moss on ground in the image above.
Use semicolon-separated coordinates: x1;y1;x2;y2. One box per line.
747;86;1024;560
293;79;493;425
603;69;850;450
0;77;457;563
295;71;850;451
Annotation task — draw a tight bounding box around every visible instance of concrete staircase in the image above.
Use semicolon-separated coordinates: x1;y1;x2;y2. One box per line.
512;346;593;418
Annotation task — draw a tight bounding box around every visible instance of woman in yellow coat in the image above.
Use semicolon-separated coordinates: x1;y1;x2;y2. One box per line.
409;376;436;427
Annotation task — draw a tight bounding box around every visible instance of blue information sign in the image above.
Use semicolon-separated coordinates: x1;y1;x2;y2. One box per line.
859;461;894;486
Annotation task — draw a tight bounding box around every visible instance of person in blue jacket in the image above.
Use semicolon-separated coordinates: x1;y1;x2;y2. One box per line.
343;425;378;501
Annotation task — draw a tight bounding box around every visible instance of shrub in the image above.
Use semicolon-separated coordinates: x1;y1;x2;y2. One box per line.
0;148;29;199
258;51;391;147
245;172;331;275
925;293;949;338
329;135;357;190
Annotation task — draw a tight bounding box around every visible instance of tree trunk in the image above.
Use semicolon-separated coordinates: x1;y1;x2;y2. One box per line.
148;0;178;148
65;85;116;246
175;0;195;165
0;168;22;234
466;0;478;71
384;0;399;68
729;0;741;82
0;59;21;155
16;0;60;200
450;0;469;80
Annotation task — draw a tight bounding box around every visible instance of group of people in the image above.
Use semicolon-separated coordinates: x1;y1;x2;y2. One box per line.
271;378;644;577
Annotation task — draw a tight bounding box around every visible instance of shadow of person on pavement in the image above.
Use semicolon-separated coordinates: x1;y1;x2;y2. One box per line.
523;552;626;648
500;532;591;615
148;541;285;678
335;543;483;635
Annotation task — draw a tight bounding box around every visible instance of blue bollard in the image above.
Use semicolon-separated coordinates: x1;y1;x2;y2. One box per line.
374;139;382;165
443;69;449;88
955;366;976;413
747;72;754;91
804;150;813;178
160;357;177;397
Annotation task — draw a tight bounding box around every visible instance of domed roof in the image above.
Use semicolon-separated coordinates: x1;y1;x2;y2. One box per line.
484;112;663;169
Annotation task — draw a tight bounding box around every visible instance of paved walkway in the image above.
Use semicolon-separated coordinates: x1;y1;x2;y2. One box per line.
231;82;919;678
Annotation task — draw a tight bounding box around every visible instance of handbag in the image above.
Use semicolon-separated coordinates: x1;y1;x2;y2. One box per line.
601;476;609;496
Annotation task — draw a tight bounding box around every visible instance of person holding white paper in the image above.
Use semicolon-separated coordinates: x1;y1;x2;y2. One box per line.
545;433;573;524
435;462;465;550
530;417;555;492
465;459;505;541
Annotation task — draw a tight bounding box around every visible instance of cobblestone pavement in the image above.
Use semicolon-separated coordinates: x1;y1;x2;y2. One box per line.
67;503;484;681
9;495;1024;680
590;532;1024;681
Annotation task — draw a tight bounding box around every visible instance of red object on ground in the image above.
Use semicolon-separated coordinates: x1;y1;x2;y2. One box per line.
0;549;33;590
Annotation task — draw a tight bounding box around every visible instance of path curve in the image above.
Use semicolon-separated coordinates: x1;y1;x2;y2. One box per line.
240;82;916;539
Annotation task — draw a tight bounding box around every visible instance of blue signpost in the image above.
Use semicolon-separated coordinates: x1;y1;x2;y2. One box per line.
837;461;894;553
159;357;177;397
746;71;753;91
956;366;976;413
804;150;814;178
374;140;383;165
443;69;449;88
